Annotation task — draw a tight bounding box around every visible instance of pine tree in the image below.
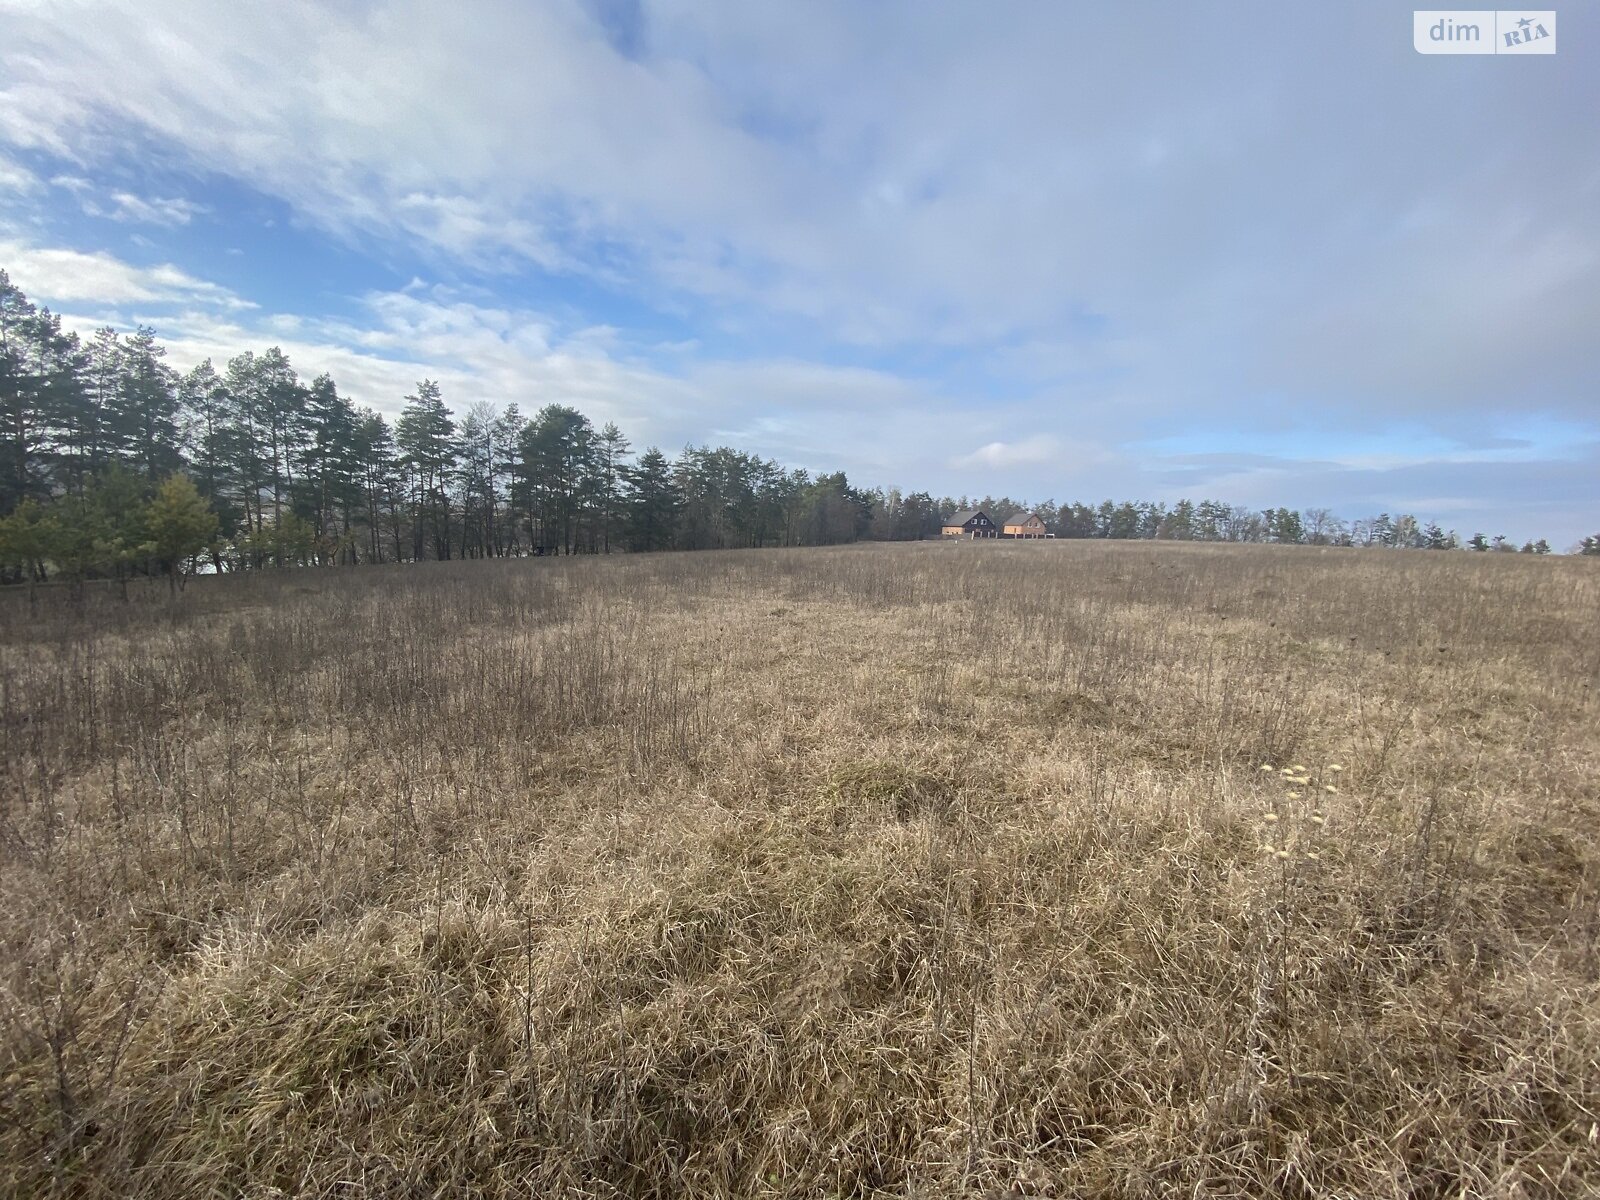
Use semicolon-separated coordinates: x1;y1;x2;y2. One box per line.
257;348;308;526
354;409;402;564
111;326;182;481
395;380;457;560
297;374;361;561
455;401;499;559
491;405;526;556
79;327;122;483
0;270;41;513
222;352;272;537
0;498;57;603
593;421;631;554
625;447;678;552
1194;499;1229;541
145;473;219;594
179;360;241;549
518;405;593;554
1372;513;1395;547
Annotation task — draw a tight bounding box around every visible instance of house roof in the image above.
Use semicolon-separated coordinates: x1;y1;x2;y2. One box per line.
1003;511;1041;526
946;509;988;526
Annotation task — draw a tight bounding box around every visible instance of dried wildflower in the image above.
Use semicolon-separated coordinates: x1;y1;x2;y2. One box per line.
1286;791;1301;800
1291;764;1306;773
1263;812;1280;822
1329;764;1344;772
1259;763;1274;772
1325;784;1338;794
1275;849;1291;860
1305;851;1320;862
1261;843;1276;854
1310;814;1325;825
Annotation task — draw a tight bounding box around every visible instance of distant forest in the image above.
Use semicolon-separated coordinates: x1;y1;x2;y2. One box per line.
1;269;1592;588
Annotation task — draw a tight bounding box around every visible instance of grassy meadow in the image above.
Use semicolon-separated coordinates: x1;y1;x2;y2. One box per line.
1;541;1597;1198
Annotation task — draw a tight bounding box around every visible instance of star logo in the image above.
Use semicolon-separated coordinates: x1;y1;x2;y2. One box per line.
1517;15;1533;29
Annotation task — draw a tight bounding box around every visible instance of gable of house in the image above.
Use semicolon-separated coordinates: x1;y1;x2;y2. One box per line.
1002;511;1045;531
944;509;993;530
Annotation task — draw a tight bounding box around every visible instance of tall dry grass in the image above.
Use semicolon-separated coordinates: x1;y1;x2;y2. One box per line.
1;541;1597;1198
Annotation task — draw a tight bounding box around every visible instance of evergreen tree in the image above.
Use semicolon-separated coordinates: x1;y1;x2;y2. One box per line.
455;400;500;559
111;326;182;481
296;373;362;561
145;473;219;593
179;360;242;546
592;421;630;554
893;491;941;540
395;380;457;560
491;404;526;556
0;271;41;512
1194;499;1230;541
354;408;402;564
0;498;56;599
1160;499;1196;540
1264;507;1304;544
222;351;272;535
625;447;678;552
1372;513;1395;547
79;327;122;482
518;404;593;554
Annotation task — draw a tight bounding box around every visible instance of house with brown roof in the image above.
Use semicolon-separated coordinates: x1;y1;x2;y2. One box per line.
941;509;999;538
1002;511;1049;539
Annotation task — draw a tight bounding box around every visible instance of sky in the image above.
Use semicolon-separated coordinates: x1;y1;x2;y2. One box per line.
0;1;1596;545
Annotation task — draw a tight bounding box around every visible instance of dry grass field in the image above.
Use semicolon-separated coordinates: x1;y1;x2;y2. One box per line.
1;541;1597;1198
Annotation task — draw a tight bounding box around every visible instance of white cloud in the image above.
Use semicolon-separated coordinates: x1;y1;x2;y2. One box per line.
0;0;1595;404
0;238;250;308
0;0;1587;441
83;190;206;226
0;151;37;193
953;435;1062;470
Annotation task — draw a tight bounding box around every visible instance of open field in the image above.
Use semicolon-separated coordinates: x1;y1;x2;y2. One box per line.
1;541;1598;1198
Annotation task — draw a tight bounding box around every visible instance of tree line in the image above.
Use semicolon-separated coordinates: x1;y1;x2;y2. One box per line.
1;269;1591;589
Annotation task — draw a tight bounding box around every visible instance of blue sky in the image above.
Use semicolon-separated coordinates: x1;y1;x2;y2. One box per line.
1;1;1596;544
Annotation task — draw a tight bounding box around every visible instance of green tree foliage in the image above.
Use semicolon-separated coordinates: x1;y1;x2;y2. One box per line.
296;373;362;560
518;404;592;554
0;268;1583;582
592;421;630;554
455;400;501;560
891;491;942;541
145;473;219;593
110;326;183;481
625;447;678;552
1263;507;1304;545
395;380;457;560
0;271;42;512
0;498;57;600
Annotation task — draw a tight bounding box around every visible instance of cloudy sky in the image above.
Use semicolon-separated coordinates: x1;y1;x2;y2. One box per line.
1;1;1596;543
